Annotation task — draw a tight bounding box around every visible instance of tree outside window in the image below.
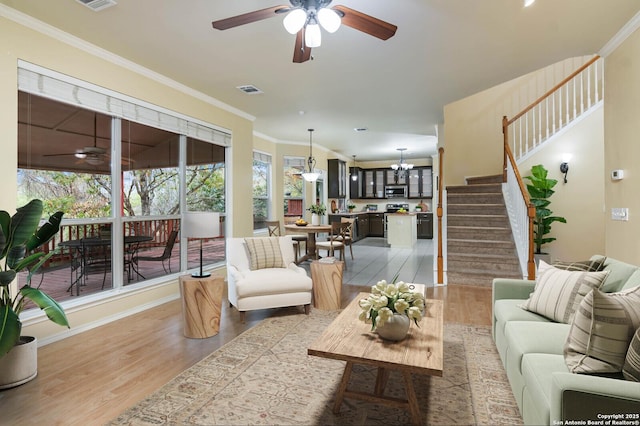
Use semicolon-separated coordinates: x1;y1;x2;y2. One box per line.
253;152;271;230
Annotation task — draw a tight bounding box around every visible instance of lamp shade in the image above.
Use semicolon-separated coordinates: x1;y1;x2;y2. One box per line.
302;171;320;182
183;212;220;239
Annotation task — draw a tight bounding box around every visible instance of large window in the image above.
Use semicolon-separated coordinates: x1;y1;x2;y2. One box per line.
253;151;271;230
283;157;305;217
16;64;230;305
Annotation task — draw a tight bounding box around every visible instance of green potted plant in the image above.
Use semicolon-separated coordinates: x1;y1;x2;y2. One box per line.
347;202;356;212
523;164;567;257
307;203;326;225
0;199;68;388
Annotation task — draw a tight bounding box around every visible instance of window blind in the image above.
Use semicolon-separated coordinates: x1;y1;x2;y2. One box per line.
18;62;231;146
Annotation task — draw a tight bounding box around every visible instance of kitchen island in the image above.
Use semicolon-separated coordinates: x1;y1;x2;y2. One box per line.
386;213;417;248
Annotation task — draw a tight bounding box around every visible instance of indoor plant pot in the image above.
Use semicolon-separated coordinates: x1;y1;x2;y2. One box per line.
0;336;37;389
0;199;69;388
306;203;326;226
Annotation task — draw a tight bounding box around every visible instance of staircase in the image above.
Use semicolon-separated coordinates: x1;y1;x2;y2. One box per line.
446;174;522;287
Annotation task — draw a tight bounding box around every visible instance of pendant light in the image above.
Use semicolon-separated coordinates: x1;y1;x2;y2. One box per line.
301;128;320;182
351;155;358;181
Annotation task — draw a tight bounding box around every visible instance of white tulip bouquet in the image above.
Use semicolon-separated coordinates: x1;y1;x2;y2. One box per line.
358;279;425;331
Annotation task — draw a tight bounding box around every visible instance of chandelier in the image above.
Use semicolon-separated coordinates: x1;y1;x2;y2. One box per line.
301;128;320;182
282;1;342;48
390;148;413;171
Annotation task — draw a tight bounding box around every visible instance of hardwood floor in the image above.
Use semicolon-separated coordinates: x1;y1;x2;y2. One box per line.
0;238;493;425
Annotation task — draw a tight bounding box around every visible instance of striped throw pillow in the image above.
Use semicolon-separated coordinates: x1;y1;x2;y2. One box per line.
244;237;284;270
623;327;640;381
520;260;609;323
553;257;607;272
564;286;640;374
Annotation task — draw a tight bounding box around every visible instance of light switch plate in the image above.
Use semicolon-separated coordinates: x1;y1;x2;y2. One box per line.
611;208;629;221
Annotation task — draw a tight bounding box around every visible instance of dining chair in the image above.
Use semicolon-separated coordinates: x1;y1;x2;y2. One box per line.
282;217;308;257
338;217;355;260
316;222;350;269
266;220;300;263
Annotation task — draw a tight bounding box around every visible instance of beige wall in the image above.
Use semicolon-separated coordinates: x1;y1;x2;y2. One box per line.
443;56;594;186
604;27;640;263
518;107;605;261
0;17;255;342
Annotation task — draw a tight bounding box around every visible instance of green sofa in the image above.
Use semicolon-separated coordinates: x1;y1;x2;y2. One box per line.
492;255;640;425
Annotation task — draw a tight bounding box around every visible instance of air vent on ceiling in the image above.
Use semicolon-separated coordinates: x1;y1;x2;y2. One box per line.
76;0;117;12
236;85;263;95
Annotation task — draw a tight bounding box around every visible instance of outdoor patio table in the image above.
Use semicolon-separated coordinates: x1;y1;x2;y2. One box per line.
59;235;152;295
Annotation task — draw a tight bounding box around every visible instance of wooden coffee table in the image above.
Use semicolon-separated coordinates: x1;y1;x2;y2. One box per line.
308;292;444;425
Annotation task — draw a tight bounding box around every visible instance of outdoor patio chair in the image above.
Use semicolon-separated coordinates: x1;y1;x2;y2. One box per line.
132;229;179;276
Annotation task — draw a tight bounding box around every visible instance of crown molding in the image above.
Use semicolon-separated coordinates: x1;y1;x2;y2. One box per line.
0;4;255;122
600;9;640;57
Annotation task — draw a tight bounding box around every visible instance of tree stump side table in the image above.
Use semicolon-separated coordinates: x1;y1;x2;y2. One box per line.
179;274;224;338
310;260;344;310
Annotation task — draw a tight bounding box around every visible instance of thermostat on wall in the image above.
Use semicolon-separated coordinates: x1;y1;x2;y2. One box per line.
611;170;624;180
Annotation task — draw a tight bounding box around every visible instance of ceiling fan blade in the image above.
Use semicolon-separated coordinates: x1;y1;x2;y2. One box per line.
293;30;311;63
332;5;397;40
212;5;289;30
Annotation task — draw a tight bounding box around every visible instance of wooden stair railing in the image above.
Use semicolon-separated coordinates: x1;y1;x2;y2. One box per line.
502;119;536;280
502;55;601;280
437;146;444;284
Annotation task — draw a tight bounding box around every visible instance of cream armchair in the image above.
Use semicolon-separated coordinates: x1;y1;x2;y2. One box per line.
226;236;312;322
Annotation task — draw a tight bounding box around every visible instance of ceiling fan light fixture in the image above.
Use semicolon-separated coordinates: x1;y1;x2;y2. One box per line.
305;23;322;47
75;152;87;159
317;7;341;33
283;8;307;34
85;155;104;165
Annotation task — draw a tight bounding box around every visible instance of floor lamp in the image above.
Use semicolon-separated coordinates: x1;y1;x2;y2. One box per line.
183;211;220;278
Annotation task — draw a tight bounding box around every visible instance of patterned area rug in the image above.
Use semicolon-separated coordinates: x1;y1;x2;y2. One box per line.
109;309;521;425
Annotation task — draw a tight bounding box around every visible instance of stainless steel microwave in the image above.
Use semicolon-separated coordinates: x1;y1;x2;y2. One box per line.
384;185;407;198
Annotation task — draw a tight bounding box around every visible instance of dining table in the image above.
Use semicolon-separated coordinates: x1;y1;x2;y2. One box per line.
59;235;153;295
284;223;332;264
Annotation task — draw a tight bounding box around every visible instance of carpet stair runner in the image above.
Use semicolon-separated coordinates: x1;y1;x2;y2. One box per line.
447;174;522;287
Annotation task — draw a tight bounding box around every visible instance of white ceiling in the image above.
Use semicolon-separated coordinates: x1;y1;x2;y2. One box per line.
3;0;640;162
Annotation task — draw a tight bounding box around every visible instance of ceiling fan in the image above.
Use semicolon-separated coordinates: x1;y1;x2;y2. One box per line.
211;0;397;63
45;113;109;165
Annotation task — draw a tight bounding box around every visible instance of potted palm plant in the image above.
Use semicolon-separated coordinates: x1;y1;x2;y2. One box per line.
0;199;68;388
524;164;567;262
307;203;326;225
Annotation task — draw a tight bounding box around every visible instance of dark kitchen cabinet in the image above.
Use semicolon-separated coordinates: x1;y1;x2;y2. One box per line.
368;213;385;237
359;214;369;238
349;167;363;199
385;169;408;185
417;213;433;239
363;169;385;199
328;159;347;199
408;167;433;199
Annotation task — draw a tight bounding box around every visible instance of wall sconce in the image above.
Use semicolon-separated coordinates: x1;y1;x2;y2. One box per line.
560;153;572;183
